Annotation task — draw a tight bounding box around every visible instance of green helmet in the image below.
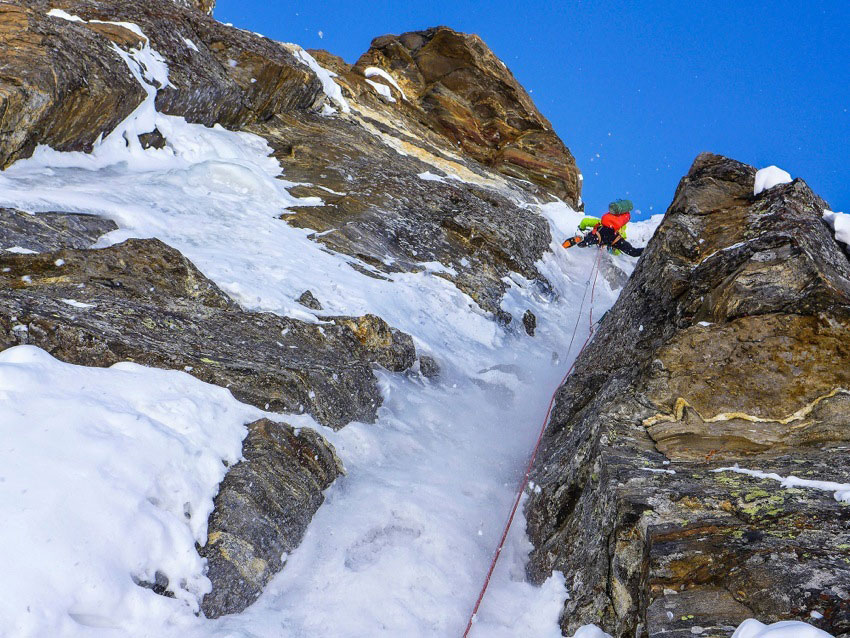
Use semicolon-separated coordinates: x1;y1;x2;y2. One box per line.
609;199;634;214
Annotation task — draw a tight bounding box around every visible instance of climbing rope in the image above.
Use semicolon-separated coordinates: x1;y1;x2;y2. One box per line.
461;245;604;637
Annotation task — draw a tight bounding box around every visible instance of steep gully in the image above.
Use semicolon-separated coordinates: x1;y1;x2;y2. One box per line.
1;1;847;636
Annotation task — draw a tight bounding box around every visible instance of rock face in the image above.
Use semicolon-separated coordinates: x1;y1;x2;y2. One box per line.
0;208;117;251
1;0;322;168
200;418;343;617
526;153;850;637
172;0;214;14
353;26;582;206
0;232;416;429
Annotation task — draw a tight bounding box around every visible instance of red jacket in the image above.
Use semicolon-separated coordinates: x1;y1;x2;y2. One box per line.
601;211;630;232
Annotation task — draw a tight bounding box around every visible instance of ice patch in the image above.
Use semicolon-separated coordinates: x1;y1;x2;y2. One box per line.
754;166;792;195
4;246;37;254
183;37;199;52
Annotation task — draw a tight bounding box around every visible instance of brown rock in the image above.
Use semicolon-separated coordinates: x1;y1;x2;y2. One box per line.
1;0;323;167
353;26;581;206
0;2;146;167
171;0;215;15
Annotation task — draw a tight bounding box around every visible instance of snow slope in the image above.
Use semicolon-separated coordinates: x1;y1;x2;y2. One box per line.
0;346;266;636
0;24;622;638
0;23;831;638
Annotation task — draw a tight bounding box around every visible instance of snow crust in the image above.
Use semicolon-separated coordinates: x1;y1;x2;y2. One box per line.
288;45;351;113
754;165;792;195
364;66;408;100
732;619;834;638
0;346;264;636
713;465;850;504
823;210;850;247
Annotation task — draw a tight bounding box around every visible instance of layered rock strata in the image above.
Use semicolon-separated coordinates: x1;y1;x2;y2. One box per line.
526;153;850;637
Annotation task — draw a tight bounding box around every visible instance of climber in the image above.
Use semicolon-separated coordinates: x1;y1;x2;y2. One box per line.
562;199;644;257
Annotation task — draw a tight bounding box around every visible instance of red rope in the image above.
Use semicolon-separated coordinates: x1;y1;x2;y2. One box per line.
461;246;603;637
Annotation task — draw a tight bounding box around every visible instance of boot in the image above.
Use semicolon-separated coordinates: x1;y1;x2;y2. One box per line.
562;234;583;249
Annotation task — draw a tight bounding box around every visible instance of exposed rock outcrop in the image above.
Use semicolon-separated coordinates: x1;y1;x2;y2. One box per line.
0;207;117;251
526;153;850;637
352;27;582;206
172;0;214;15
200;418;343;617
0;235;415;429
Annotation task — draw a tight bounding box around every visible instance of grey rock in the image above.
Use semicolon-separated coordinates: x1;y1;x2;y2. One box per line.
297;290;323;311
525;153;850;637
170;0;214;14
0;208;117;252
523;309;537;336
0;237;415;429
418;354;440;379
200;419;343;617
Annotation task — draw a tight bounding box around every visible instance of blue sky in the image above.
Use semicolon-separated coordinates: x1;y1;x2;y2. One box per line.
216;0;849;219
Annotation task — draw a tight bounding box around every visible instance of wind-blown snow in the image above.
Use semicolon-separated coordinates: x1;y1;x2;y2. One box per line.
0;346;265;637
754;165;792;195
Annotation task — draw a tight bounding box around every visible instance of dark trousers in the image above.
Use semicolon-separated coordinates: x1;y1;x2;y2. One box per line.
578;227;644;257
